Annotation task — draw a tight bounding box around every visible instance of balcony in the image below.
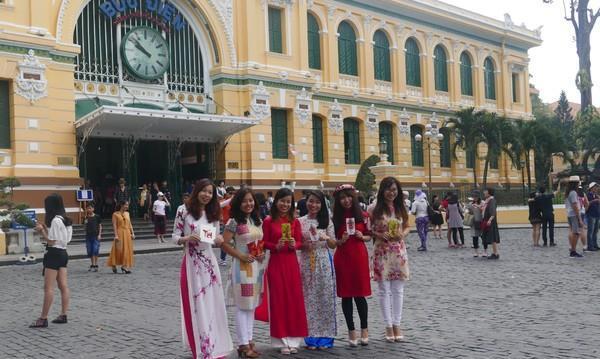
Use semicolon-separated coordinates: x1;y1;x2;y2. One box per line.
338;74;359;90
374;80;392;94
434;91;450;104
484;99;497;110
460;95;475;107
406;85;423;98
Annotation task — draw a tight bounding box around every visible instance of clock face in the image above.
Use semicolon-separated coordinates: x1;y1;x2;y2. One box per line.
121;27;169;80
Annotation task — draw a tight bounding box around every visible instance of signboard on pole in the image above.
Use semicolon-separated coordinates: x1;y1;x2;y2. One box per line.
77;189;94;202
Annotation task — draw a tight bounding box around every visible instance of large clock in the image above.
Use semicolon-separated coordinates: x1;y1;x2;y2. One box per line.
120;27;169;80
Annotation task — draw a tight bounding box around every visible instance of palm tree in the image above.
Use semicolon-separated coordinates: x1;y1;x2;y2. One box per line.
478;112;515;188
447;108;484;188
507;119;537;189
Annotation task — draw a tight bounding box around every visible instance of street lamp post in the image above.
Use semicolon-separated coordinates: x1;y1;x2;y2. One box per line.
415;124;444;194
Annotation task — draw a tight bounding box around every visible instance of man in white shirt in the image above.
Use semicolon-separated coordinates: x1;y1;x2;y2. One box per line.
153;192;170;243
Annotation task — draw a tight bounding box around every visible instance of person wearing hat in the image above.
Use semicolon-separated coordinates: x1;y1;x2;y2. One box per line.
586;182;600;251
153;191;170;243
565;176;584;258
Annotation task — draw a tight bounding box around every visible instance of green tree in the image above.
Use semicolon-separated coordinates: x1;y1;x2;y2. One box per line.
447;108;484;187
478;112;515;188
554;90;574;124
508;119;537;188
355;154;380;198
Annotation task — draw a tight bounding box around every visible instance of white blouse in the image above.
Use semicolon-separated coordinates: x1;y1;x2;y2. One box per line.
48;216;72;249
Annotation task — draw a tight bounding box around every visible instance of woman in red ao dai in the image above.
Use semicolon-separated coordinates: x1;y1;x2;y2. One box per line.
331;184;372;347
260;188;308;354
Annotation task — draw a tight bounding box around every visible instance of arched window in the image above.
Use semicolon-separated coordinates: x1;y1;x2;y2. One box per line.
373;30;391;81
484;57;496;100
405;38;421;87
460;52;473;96
271;109;288;159
338;22;358;76
379;122;394;164
410;125;424;166
440;128;451;168
312;115;324;163
307;13;321;70
433;45;448;92
344;118;361;164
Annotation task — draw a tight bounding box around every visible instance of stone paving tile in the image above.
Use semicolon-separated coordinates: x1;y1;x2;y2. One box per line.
1;228;599;359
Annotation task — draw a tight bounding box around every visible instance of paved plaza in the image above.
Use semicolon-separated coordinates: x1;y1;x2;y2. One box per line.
2;228;600;359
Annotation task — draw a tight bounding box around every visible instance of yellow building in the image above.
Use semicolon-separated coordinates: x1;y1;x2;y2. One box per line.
0;0;541;215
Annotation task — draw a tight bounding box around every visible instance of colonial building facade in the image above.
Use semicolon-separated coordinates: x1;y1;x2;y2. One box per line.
0;0;541;212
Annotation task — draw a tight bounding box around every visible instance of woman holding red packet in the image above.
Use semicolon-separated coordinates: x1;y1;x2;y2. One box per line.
368;176;410;343
331;184;372;347
220;188;265;358
298;190;338;350
260;187;308;354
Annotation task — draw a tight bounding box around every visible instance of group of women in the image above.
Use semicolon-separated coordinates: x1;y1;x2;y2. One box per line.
171;176;410;358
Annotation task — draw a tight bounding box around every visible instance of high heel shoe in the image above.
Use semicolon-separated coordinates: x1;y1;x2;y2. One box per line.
348;330;358;347
121;267;131;274
237;345;259;358
393;325;405;342
385;327;395;342
360;328;369;346
112;266;117;274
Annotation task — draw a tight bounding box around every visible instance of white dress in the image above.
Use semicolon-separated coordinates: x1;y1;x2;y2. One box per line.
172;207;233;359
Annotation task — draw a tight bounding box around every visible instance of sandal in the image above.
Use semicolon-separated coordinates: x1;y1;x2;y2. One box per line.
289;347;298;354
237;345;259;358
51;314;67;324
280;348;291;355
393;326;405;341
385;327;395;342
29;318;48;328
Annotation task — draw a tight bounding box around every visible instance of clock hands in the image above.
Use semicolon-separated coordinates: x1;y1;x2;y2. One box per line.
131;38;152;58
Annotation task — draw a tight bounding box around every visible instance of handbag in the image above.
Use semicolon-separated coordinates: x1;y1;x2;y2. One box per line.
480;220;490;233
463;212;474;227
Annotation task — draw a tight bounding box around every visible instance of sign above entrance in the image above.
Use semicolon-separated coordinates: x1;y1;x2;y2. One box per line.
99;0;187;32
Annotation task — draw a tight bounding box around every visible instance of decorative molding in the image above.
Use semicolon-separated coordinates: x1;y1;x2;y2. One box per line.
328;99;343;134
327;5;336;19
307;0;314;9
15;50;48;103
294;88;312;126
250;81;271;121
366;104;379;135
398;108;410;136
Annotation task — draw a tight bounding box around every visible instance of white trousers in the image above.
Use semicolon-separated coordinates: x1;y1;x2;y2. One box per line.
377;280;405;327
235;308;255;346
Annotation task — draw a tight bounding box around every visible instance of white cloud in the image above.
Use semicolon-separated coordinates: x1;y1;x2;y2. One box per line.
442;0;600;105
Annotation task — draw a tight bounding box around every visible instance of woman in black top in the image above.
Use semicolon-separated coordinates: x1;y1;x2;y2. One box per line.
430;195;444;240
528;192;543;247
482;188;500;260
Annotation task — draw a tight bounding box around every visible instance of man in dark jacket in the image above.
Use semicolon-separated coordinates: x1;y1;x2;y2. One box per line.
586;182;600;251
536;186;555;247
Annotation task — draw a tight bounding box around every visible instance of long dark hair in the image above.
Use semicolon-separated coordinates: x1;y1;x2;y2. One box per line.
270;188;295;222
332;188;364;233
372;177;408;223
115;200;128;211
306;190;329;229
44;194;72;227
187;179;221;222
230;187;262;226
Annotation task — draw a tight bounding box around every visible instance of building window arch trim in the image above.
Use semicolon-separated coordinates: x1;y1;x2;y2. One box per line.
433;44;449;92
404;36;423;87
373;29;392;82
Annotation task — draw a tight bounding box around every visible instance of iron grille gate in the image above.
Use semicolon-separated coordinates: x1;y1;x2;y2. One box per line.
74;0;205;93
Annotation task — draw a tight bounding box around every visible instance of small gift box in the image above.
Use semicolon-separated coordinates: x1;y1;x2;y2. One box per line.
388;219;399;237
345;218;356;235
281;223;292;241
247;240;264;257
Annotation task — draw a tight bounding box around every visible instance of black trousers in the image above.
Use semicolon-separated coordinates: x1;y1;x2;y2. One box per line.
472;236;488;250
341;297;368;331
451;227;465;245
542;215;555;245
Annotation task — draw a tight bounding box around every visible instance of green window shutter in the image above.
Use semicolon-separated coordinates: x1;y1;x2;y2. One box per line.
268;7;283;54
373;31;391;82
338;22;358;76
0;81;10;149
410;125;424;166
405;38;421;87
307;14;321;70
466;148;475;169
344;118;360;164
460;52;473;96
378;122;394;164
484;58;496;100
434;46;448;92
312;115;324;163
440;128;451;168
271;109;288;159
512;73;519;103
